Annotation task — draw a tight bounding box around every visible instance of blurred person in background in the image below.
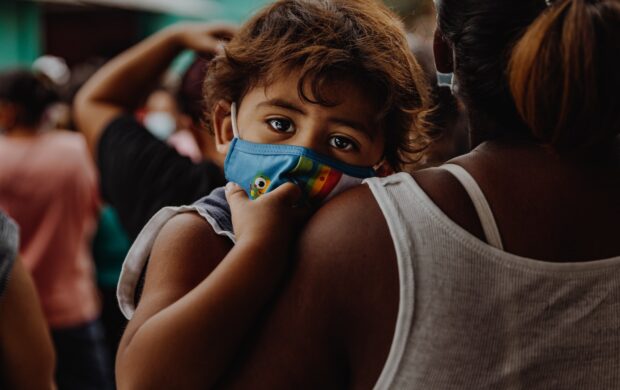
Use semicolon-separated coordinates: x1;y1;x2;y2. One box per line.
0;69;112;389
36;55;137;382
75;23;236;240
140;87;203;163
0;211;56;390
91;205;131;387
32;55;74;131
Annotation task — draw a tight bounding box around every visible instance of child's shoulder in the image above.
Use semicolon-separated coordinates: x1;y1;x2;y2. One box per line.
154;212;233;280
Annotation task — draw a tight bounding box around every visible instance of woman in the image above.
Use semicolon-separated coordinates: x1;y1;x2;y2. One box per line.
0;69;111;389
119;0;620;388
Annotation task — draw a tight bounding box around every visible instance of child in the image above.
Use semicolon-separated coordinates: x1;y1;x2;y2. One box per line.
116;0;430;387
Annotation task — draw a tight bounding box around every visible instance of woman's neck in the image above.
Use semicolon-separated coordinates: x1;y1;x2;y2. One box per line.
466;109;531;148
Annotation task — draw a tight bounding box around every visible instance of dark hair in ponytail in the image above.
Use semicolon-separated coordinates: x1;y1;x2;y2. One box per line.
0;68;59;127
509;0;620;149
436;0;547;140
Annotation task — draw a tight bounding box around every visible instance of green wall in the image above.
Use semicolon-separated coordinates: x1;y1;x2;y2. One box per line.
0;0;271;71
210;0;270;22
0;1;41;69
139;0;271;36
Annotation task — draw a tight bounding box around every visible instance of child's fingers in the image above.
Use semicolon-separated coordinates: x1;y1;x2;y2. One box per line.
225;181;248;205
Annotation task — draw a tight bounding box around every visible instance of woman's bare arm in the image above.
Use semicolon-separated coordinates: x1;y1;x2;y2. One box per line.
218;185;399;388
0;259;56;390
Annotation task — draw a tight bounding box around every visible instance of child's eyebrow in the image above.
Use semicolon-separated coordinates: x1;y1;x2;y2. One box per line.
258;98;374;138
257;99;306;115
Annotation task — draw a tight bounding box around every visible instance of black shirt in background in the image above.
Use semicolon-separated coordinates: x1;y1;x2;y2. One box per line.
97;115;226;239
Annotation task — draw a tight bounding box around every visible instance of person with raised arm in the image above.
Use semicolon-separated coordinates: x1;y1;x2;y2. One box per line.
75;23;237;239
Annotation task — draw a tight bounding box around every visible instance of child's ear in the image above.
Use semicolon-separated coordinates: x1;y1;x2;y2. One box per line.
212;100;234;155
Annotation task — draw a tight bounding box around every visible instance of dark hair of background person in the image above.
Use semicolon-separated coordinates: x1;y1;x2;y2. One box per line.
0;69;59;128
177;55;213;125
204;0;432;170
509;0;620;151
62;58;107;105
435;0;547;144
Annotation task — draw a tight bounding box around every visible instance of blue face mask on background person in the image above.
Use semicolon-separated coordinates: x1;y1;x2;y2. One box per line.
224;103;380;205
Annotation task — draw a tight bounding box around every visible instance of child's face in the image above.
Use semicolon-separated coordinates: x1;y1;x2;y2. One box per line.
216;71;385;168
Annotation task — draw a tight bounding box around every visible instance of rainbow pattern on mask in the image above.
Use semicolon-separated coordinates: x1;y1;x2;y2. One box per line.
290;156;343;203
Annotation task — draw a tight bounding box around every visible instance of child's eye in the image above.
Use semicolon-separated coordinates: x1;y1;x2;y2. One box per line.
267;118;295;133
329;135;357;151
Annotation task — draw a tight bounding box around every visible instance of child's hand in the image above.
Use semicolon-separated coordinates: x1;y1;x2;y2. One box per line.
170;23;238;56
225;182;311;246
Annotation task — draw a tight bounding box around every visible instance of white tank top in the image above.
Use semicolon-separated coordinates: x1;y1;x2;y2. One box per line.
367;167;620;389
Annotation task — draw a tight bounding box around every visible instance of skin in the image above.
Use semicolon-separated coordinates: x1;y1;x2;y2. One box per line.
144;90;179;115
116;75;387;389
0;259;56;390
212;71;386;167
120;18;620;390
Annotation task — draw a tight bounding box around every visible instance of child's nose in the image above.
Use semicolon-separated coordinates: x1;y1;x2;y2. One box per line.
294;129;326;154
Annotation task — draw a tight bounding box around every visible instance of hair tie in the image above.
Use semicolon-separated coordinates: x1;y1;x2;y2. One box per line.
545;0;553;6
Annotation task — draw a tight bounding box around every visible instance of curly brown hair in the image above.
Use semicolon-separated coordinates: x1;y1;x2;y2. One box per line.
203;0;431;170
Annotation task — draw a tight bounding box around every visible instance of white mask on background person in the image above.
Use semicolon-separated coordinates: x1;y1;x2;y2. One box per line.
436;71;453;88
437;71;459;95
143;111;176;141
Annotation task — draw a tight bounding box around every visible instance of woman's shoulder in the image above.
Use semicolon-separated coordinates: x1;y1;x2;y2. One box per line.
223;186;400;387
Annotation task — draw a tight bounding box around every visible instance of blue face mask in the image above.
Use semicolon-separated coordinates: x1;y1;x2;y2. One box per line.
224;103;380;205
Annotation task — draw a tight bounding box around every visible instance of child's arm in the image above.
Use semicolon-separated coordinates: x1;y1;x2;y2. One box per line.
116;183;308;389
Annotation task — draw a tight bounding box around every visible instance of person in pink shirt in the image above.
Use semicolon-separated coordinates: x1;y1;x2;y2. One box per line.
141;87;204;163
0;69;112;389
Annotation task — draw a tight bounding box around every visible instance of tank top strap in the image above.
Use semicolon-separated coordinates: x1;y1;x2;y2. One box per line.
439;163;504;250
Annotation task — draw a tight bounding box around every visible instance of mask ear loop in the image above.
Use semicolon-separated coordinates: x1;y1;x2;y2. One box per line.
230;102;240;139
372;157;385;172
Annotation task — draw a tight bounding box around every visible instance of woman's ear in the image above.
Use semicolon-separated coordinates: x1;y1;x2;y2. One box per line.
433;29;454;73
212;100;234;155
